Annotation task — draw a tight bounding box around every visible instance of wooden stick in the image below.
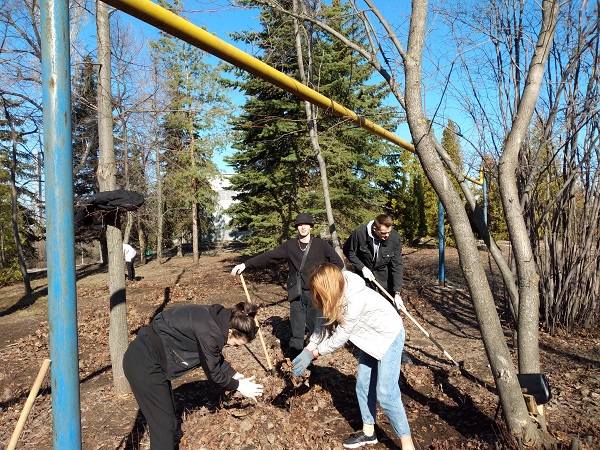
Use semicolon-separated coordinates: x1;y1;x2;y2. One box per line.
371;279;460;367
239;274;274;372
7;358;52;450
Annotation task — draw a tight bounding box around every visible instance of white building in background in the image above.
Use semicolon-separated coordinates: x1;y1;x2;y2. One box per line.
210;173;248;242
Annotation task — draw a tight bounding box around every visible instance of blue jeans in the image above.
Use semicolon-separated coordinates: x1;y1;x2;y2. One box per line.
355;328;411;438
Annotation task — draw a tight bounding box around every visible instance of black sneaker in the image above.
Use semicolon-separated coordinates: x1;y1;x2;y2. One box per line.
342;431;378;448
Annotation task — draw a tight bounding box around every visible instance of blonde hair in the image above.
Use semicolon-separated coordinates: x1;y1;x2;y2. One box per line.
310;263;346;325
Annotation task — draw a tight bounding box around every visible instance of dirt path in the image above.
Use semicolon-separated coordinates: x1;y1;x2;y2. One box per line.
0;247;598;449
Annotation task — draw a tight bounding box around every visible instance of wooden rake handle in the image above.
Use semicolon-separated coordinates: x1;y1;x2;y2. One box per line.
8;358;51;450
239;274;273;371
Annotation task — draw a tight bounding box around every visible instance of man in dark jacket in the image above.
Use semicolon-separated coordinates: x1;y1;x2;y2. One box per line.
343;214;404;307
123;302;263;450
231;213;344;359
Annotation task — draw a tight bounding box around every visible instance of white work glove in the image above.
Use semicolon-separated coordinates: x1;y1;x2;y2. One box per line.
394;292;405;310
237;376;263;401
231;263;246;276
361;266;375;282
233;372;244;380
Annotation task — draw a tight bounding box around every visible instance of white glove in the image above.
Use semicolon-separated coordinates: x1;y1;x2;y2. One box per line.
231;263;246;276
394;292;405;310
233;372;244;380
237;376;263;401
361;266;375;281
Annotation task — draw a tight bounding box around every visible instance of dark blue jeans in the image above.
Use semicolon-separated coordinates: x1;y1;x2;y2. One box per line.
288;289;319;357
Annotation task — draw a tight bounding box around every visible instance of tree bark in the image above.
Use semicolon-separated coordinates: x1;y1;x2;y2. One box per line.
497;0;558;375
156;141;164;262
96;0;129;396
403;0;542;444
191;133;199;264
137;214;146;265
292;0;344;260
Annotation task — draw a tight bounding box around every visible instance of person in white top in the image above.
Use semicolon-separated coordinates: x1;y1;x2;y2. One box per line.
292;263;415;450
123;242;137;281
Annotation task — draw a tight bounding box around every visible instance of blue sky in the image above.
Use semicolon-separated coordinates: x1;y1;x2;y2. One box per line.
105;1;471;175
108;1;261;172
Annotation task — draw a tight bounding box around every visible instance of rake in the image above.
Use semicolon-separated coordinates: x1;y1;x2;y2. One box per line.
239;274;274;374
371;278;462;370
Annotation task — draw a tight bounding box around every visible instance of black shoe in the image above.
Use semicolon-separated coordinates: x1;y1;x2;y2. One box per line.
343;431;378;448
401;350;413;365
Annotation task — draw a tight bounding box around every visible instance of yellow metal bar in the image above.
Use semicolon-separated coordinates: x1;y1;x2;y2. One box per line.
463;167;484;186
101;0;414;152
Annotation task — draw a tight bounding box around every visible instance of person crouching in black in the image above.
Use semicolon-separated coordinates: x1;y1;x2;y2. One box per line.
123;302;264;450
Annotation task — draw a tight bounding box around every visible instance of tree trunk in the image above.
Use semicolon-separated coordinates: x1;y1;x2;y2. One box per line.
137;215;146;265
497;0;558;375
292;0;344;260
122;122;133;244
155;139;164;263
404;1;542;445
191;133;199;264
192;202;199;263
2;100;32;294
96;0;129;396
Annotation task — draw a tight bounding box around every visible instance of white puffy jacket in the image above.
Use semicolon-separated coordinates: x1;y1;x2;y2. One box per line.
310;270;403;360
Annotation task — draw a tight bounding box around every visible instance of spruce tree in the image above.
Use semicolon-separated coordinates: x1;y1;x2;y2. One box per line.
72;55;99;200
226;2;399;252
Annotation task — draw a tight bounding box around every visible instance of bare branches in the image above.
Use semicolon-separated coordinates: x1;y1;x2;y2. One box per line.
255;0;404;107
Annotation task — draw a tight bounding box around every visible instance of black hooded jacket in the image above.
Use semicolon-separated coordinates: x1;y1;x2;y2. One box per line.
134;304;238;391
343;222;403;294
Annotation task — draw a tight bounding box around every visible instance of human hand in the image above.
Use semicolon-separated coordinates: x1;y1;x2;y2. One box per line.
237;376;263;401
361;266;375;281
291;348;315;376
231;263;246;276
394;292;405;311
233;372;244;380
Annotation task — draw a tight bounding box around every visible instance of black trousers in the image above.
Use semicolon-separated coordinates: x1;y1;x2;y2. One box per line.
123;341;178;450
288;289;319;358
126;258;136;281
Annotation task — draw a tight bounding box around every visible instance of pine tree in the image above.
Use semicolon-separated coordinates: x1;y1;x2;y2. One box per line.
72;55;99;200
226;2;399;252
0;96;37;290
150;0;233;260
439;119;465;244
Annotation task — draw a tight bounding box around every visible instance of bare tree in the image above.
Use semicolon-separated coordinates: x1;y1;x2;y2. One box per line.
522;5;600;332
258;0;560;445
96;0;129;395
291;0;343;258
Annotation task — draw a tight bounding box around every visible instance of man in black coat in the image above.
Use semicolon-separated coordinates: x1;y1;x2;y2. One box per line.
343;214;404;307
231;213;344;359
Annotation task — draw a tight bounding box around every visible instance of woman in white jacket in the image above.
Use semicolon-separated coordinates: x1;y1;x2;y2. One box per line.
292;262;415;449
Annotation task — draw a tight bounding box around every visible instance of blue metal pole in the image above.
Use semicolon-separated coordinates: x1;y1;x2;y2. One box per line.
40;0;82;448
438;199;445;286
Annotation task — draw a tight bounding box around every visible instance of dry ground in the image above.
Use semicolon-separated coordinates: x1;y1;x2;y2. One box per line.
0;245;598;449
